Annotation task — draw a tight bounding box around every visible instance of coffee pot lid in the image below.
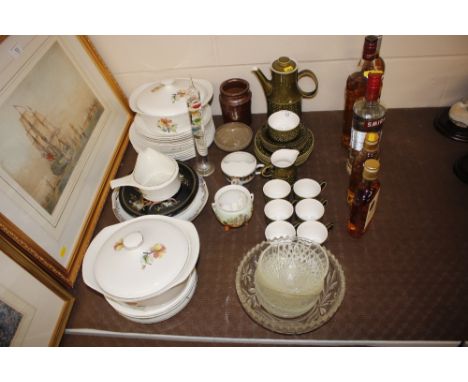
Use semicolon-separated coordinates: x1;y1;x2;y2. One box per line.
272;56;297;73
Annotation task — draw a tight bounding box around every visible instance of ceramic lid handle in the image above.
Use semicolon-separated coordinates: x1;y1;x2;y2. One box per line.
122;232;143;249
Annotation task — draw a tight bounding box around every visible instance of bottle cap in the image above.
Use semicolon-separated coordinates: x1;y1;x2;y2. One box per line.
363;35;378;60
365;72;382;101
362;159;380;180
364;132;379;151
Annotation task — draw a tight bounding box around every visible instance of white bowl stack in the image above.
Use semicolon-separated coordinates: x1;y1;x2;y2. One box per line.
82;215;200;323
129;78;215;161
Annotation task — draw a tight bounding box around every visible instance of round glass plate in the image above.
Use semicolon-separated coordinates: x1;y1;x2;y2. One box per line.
214;122;253;152
118;161;198;217
235;240;345;335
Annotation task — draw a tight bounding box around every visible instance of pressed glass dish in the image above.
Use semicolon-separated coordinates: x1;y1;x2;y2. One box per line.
235;238;345;334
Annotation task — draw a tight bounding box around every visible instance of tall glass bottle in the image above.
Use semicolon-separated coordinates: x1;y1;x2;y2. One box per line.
341;35;379;149
347;159;381;238
347;132;379;205
347;71;385;173
374;35;385;73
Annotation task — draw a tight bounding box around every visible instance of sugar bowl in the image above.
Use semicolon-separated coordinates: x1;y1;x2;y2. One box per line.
211;185;254;229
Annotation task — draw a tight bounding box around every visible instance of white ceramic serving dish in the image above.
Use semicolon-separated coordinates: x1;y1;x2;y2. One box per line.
110;148;181;202
129;78;213;133
105;270;198;323
82;215;200;305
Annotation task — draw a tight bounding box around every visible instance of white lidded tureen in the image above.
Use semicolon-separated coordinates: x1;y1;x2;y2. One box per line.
129;78;214;134
82;215;199;322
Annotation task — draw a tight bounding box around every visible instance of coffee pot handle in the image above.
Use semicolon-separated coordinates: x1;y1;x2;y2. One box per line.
298;69;319;99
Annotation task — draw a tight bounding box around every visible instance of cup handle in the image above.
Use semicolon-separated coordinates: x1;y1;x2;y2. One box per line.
250;193;255;202
255;163;265;175
261;165;273;178
298;69;319;99
319;180;327;191
319;198;328;207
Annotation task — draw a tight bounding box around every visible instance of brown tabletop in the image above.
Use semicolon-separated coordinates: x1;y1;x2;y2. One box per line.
61;108;468;346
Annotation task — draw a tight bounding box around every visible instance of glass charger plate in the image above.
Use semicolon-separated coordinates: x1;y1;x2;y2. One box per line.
235;240;345;335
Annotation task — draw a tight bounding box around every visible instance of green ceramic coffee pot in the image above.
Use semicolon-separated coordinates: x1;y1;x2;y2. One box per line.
253;56;319;116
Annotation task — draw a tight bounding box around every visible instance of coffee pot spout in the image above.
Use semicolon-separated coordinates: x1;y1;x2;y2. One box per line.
252;66;272;97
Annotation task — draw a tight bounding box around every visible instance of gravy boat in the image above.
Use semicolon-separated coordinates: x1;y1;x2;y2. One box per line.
110;148;181;202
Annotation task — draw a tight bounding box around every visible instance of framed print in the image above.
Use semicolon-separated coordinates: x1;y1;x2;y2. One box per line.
0;36;133;286
0;233;74;346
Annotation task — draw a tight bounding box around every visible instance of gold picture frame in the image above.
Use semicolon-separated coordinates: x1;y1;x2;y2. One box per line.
0;36;133;287
0;232;74;346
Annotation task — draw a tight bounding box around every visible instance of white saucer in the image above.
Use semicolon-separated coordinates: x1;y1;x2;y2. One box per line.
111;176;209;222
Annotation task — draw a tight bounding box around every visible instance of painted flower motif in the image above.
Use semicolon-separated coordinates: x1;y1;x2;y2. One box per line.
171;89;188;103
157;118;177;133
114;239;124;251
141;243;166;269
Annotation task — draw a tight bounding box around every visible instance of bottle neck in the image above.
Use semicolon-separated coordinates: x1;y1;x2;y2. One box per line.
362;36;377;61
365;73;382;102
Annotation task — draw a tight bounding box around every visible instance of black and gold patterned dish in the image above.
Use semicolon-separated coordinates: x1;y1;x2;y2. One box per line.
119;161;198;217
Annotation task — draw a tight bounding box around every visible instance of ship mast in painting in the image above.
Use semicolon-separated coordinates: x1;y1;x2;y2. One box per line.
14;105;76;176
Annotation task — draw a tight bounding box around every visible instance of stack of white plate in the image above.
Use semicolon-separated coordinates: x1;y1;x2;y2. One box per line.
82;215;199;323
128;78;215;161
129;114;215;161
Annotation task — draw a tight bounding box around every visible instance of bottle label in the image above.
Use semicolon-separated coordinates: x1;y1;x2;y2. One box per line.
350;128;367;151
363;117;385;130
364;189;380;230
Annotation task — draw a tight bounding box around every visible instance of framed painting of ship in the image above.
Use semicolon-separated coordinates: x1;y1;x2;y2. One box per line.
0;36;133;286
0;232;74;346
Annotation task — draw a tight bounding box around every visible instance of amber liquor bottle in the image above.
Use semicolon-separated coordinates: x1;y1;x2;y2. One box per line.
347;71;385;173
341;35;379;149
347;132;380;205
374;35;386;73
347;159;381;238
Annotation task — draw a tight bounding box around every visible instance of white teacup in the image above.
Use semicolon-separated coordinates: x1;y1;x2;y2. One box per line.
296;221;329;244
221;151;264;185
265;221;296;241
264;199;294;222
263;179;291;201
293;178;327;200
295;198;326;222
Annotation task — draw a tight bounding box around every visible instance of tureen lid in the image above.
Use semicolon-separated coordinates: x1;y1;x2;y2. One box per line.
93;218;189;300
129;78;213;117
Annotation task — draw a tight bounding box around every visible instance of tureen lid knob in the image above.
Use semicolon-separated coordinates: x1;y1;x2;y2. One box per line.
161;79;175;86
122;232;143;249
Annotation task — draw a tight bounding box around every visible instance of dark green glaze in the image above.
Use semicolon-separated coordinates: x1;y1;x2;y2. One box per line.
253;57;319;116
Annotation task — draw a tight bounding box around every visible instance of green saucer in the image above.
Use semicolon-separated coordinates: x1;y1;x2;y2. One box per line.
254;127;315;166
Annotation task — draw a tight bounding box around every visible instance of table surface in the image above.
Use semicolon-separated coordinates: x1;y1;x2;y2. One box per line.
61;108;468;346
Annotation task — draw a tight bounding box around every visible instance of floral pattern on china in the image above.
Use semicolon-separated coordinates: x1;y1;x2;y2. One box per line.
114;239;166;269
157;117;177;133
